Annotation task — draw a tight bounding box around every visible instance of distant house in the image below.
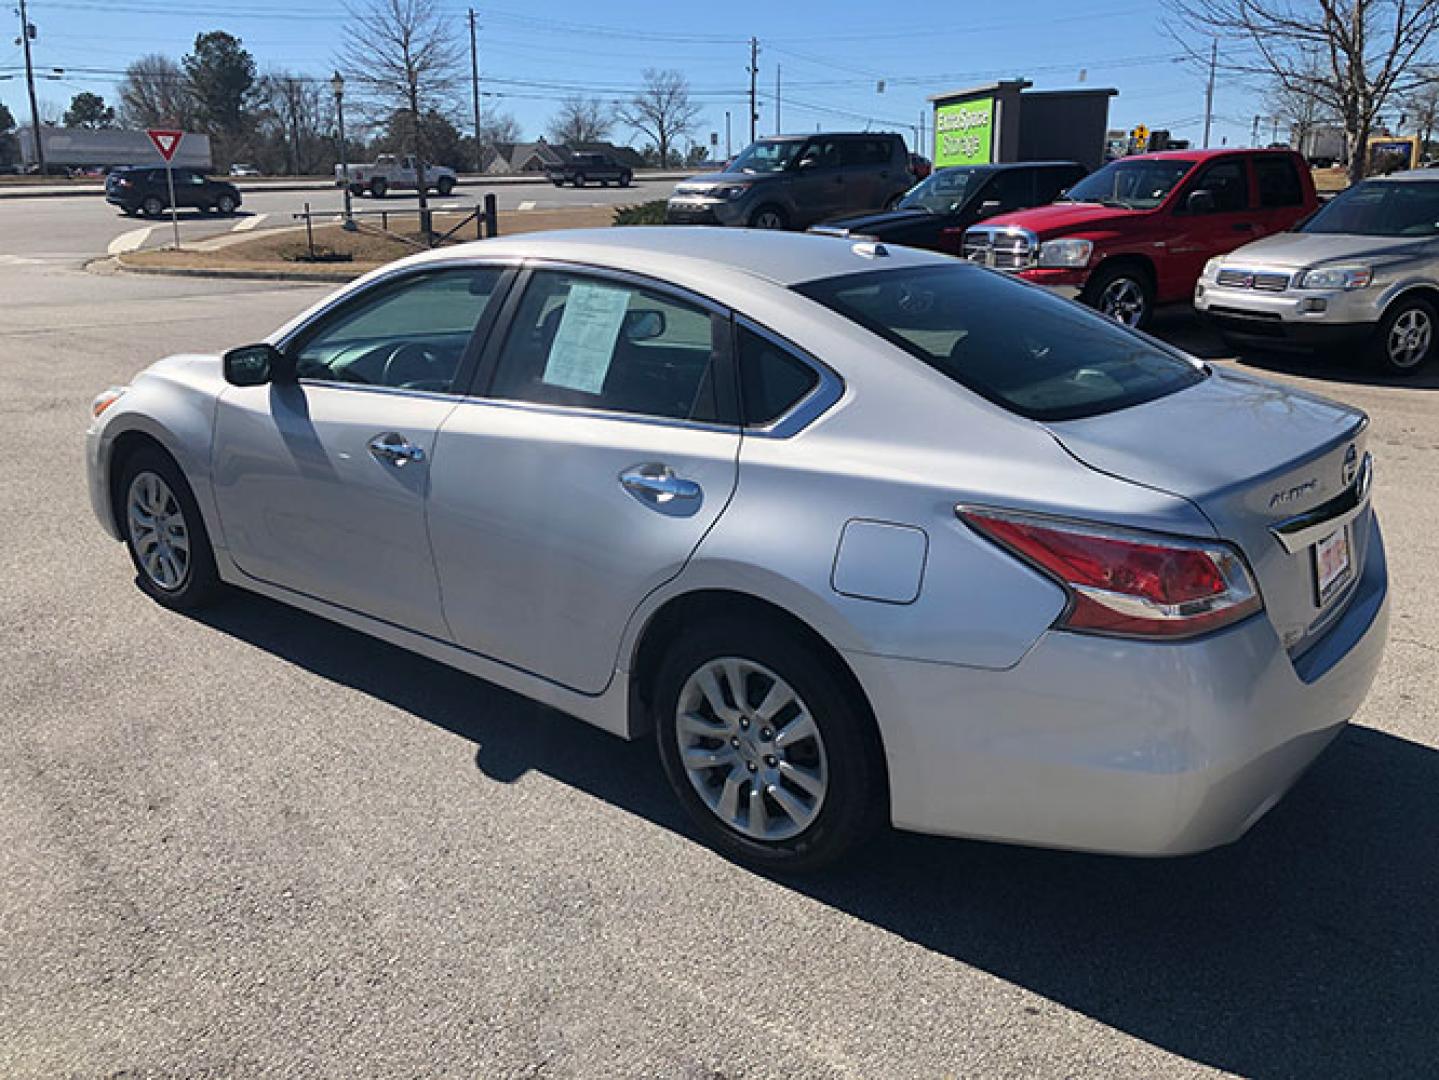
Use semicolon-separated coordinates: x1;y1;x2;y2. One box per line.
482;139;644;175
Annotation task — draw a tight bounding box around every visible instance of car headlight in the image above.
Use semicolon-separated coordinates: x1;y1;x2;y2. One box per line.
1297;265;1373;290
706;185;750;200
1036;238;1093;269
1203;256;1223;280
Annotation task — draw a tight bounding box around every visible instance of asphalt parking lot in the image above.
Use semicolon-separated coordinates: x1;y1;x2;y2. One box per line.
1;199;1437;1079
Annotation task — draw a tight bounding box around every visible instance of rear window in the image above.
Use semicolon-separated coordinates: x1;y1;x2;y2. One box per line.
793;265;1206;421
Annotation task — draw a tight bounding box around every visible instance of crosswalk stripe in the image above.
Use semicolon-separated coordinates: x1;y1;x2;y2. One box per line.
517;200;537;211
231;213;268;232
107;227;152;255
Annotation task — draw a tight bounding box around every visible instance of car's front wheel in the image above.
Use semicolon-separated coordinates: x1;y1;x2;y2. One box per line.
654;620;884;871
370;178;388;198
1369;296;1436;374
436;176;455;196
1083;262;1154;329
118;447;222;611
748;204;789;230
141;195;165;217
215;193;237;215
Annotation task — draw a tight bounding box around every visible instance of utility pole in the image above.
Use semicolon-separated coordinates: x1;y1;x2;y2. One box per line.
775;64;781;134
1201;38;1217;149
16;0;44;174
725;110;732;158
1251;114;1261;146
748;37;759;144
469;8;482;174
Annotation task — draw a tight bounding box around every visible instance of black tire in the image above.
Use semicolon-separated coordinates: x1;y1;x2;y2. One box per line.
573;173;587;187
599;178;610;187
370;177;388;198
748;203;789;230
116;446;222;611
436;176;455;196
1367;295;1436;375
654;619;885;872
619;171;632;188
216;193;237;215
1081;261;1155;330
141;195;165;217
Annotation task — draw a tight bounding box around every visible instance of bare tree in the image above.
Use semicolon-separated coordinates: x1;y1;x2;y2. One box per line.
1406;66;1439;151
1268;48;1336;153
547;96;614;145
1168;0;1439;182
339;0;463;215
259;71;330;174
117;54;199;130
617;69;701;168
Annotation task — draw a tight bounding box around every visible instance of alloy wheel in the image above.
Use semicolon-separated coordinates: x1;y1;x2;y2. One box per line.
126;471;191;591
752;209;785;230
1097;276;1147;326
675;657;829;841
1387;307;1432;369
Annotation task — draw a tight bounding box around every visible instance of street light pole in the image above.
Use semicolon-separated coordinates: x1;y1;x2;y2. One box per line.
332;71;355;231
16;0;45;175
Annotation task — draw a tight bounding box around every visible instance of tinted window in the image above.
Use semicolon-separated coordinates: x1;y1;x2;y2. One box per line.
799;137;843;169
794;265;1205;421
1255;156;1303;207
900;167;982;213
1061;159;1194;210
488;270;724;421
729;139;805;174
737;325;819;425
1038;166;1085;202
984;169;1035;211
290;267;505;391
841;137;893;166
1303;179;1439;236
1191;159;1248;212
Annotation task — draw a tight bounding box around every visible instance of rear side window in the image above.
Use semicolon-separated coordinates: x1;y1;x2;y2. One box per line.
841;138;894;166
1192;159;1249;212
1255;156;1304;207
984;169;1036;211
794;265;1205;421
737;325;819;425
1040;166;1084;201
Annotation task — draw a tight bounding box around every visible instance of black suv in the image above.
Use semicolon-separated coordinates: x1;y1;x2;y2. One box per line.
666;132;915;230
105;166;243;217
810;161;1088;254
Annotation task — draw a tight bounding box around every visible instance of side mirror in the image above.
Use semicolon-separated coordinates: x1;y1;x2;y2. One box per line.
223;343;287;387
622;309;667;342
977;199;1003;218
1186;189;1217;214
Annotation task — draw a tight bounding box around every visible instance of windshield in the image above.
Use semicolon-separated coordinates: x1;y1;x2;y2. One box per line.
1060;159;1195;210
794;264;1205;421
899;168;982;214
729;139;805;174
1302;179;1439;236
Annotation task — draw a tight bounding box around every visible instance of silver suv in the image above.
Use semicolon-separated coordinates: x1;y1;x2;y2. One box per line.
1196;169;1439;374
666;133;913;230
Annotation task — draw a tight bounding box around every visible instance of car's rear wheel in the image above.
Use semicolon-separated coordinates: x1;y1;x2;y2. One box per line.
619;171;633;187
215;193;237;215
573;173;587;187
370;177;388;198
1369;296;1436;375
749;204;789;230
1083;262;1154;329
118;447;222;611
654;620;884;871
141;195;164;217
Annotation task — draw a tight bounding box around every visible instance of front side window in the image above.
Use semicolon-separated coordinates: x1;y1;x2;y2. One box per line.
1302;179;1439;236
487;270;725;422
794;265;1205;421
728;139;805;174
1060;159;1195;210
290;267;506;391
900;167;982;214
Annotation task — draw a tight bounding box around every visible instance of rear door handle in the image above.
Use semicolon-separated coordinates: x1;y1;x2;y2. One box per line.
368;431;426;467
620;464;702;505
1232;222;1257;231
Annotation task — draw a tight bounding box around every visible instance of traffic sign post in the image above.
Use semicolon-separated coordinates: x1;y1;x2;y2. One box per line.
146;129;184;250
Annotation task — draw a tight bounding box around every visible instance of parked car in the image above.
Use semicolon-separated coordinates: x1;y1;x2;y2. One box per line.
666;132;914;230
229;163;261;177
964;148;1319;328
1197;169;1439;374
810;161;1087;255
86;229;1387;871
337;154;457;198
104;166;242;217
546;152;632;188
908;153;933;181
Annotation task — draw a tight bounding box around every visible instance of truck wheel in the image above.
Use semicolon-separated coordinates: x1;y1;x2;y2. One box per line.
600;178;610;187
370;177;388;198
1082;263;1154;330
1368;296;1436;375
573;173;587;187
749;204;789;230
619;171;633;188
436;176;455;196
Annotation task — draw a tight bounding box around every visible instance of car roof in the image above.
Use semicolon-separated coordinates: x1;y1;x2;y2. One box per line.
1125;148;1297;162
1364;169;1439;182
396;226;954;290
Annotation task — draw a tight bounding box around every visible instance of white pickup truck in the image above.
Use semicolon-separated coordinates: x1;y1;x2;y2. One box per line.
336;154;458;198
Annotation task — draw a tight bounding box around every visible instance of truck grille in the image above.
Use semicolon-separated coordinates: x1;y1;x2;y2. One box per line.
1216;268;1292;292
963;227;1039;271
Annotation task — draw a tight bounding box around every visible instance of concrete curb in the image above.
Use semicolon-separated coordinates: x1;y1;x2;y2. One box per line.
0;172;690;200
94;255;361;285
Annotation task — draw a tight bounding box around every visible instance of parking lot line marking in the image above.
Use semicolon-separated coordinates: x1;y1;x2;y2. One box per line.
107;227;152;255
231;213;267;232
517;200;537;211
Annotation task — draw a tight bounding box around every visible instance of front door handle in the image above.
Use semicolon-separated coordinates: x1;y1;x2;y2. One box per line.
620;464;702;505
368;431;426;467
1232;222;1256;232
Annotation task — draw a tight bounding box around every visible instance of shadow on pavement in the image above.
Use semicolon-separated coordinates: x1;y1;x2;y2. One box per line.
195;592;1439;1080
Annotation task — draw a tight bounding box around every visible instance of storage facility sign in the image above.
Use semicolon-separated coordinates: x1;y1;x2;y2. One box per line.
934;97;995;167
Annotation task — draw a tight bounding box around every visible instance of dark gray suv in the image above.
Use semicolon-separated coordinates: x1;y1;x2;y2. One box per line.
666;133;913;230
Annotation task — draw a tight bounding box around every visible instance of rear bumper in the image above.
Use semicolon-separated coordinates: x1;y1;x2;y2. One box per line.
848;514;1389;855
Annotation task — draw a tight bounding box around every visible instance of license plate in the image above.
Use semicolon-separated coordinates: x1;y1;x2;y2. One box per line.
1314;527;1352;606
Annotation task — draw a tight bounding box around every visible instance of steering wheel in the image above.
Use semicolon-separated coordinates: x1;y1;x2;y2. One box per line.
381;342;450;391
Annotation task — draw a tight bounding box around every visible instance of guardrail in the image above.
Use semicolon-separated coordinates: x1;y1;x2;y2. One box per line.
291;192;500;258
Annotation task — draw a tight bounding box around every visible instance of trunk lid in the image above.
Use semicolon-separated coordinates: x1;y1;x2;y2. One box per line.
1046;367;1370;654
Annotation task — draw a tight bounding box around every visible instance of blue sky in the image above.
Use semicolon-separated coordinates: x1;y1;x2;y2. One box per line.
1;0;1266;153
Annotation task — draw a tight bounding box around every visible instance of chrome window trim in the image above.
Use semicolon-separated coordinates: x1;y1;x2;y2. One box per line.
292;379;468;405
733;315;845;439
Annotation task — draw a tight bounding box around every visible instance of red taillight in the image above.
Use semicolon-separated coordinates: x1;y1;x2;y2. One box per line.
960;508;1263;640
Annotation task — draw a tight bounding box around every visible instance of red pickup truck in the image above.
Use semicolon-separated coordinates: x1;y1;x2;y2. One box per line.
962;148;1319;328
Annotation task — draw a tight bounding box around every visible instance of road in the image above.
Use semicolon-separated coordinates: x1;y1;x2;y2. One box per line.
0;178;679;262
1;199;1437;1079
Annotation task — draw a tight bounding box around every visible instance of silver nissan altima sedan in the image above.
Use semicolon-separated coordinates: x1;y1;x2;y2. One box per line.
86;228;1389;870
